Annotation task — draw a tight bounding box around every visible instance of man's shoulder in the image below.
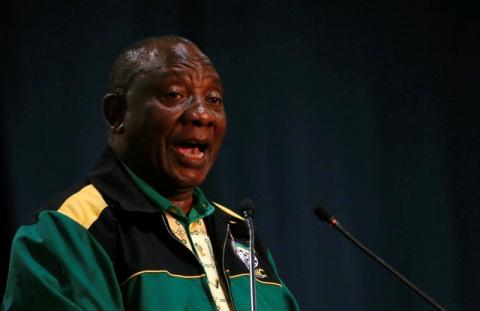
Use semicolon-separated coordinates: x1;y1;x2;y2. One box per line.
55;183;110;230
25;181;109;231
10;182;110;254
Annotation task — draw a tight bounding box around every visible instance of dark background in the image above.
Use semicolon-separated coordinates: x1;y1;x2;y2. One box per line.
1;1;479;310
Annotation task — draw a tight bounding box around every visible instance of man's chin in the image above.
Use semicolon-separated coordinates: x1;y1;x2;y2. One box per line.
173;175;207;190
167;168;209;190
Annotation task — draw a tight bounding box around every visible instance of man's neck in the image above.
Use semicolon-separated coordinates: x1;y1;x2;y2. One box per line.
168;193;194;215
113;148;196;215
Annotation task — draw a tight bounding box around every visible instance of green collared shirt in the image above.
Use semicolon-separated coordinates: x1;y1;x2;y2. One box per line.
121;163;215;225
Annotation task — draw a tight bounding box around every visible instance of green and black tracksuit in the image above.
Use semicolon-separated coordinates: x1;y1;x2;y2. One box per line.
3;148;299;310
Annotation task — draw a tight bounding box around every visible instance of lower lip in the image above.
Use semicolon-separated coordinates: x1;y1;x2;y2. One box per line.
171;145;208;168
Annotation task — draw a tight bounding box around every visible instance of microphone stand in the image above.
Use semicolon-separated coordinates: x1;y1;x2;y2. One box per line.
242;207;257;311
314;207;445;311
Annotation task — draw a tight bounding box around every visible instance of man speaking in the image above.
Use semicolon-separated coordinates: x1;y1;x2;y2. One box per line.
3;36;299;310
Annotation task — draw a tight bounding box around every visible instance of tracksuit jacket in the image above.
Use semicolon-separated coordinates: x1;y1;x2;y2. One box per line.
3;148;299;310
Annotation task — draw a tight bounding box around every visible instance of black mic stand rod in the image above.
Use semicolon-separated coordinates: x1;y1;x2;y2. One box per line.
241;199;257;311
314;207;445;311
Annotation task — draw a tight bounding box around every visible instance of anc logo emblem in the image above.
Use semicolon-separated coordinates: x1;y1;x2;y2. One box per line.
231;240;258;271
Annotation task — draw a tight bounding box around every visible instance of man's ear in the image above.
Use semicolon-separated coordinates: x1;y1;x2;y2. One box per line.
103;93;126;134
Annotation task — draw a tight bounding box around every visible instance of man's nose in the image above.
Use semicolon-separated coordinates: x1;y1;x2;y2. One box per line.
182;96;215;127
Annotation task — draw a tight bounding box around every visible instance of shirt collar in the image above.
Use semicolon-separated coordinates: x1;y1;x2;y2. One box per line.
120;161;214;224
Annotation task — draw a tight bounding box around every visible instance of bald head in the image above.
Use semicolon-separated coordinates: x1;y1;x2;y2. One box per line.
108;36;216;98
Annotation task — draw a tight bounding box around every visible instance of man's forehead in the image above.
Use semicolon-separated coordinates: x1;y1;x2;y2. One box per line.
143;69;222;87
128;42;216;73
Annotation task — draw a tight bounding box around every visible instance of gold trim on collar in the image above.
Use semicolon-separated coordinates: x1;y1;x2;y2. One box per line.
213;202;245;221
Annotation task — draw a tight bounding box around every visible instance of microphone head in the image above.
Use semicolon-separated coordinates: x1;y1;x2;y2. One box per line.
314;206;332;222
240;198;255;218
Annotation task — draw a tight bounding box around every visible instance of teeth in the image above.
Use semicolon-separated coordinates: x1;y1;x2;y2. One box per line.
184;148;204;159
179;140;208;150
175;145;205;159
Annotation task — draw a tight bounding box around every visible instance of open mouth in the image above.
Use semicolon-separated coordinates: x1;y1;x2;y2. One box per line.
172;140;210;162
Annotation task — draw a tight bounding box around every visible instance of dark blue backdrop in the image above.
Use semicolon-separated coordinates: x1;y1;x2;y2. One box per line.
2;1;479;310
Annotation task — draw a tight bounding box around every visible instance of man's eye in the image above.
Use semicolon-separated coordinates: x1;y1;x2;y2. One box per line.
165;92;183;100
206;96;222;105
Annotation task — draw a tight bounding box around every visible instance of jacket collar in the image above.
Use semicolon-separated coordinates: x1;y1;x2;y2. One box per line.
88;147;161;214
88;148;246;230
89;147;250;272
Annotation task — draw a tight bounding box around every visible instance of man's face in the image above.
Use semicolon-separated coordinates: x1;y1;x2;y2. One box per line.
121;44;226;193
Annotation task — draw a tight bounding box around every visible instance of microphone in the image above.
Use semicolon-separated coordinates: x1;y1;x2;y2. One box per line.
240;198;256;311
314;206;445;311
240;198;255;218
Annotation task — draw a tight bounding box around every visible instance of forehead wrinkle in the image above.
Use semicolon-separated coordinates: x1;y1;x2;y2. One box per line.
163;42;215;71
154;59;219;87
109;36;222;97
125;43;220;93
172;67;222;92
169;43;211;63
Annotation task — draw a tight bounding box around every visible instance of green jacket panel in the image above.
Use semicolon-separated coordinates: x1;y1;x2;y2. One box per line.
3;211;124;311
